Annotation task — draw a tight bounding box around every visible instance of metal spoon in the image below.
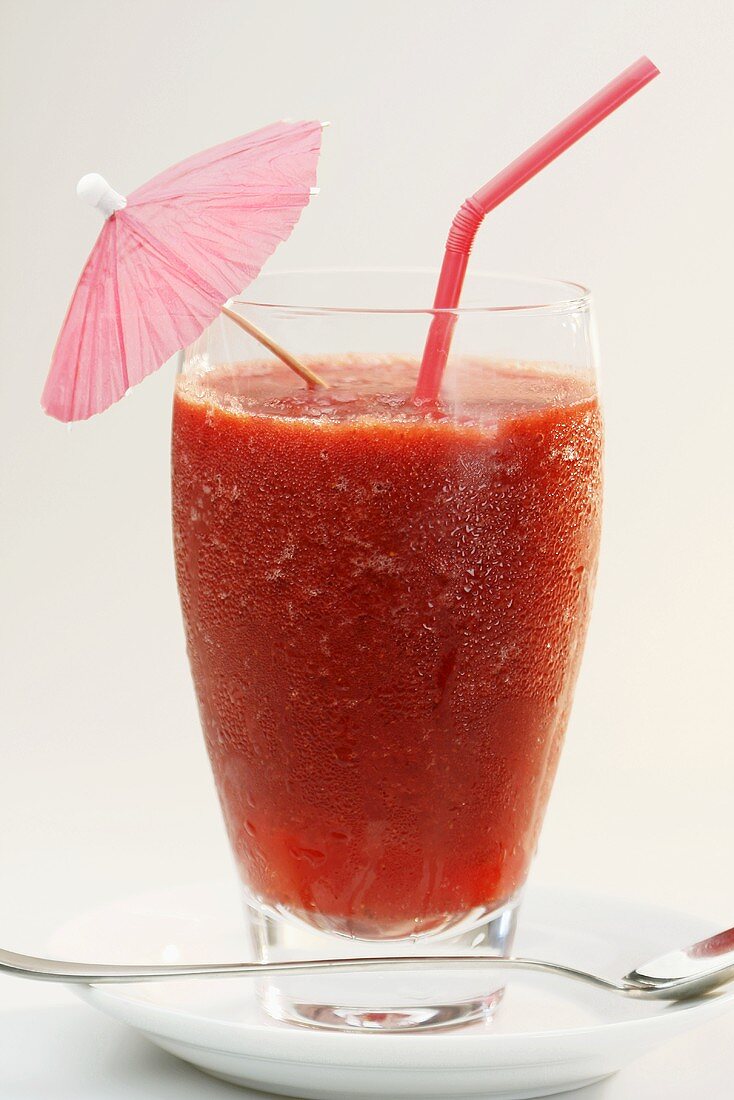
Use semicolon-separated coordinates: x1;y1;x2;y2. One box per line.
2;925;734;1001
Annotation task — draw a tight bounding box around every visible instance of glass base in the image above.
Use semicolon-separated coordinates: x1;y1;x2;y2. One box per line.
244;895;520;1032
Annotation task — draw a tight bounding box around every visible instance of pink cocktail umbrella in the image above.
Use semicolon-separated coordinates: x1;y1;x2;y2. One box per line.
42;121;325;422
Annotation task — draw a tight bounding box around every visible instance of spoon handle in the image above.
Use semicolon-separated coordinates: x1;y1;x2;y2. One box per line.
0;945;624;994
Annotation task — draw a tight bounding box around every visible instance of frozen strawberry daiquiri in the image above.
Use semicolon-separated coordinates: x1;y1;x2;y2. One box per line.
173;355;601;940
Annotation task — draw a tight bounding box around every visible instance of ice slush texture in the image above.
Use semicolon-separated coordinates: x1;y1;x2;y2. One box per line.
172;357;602;938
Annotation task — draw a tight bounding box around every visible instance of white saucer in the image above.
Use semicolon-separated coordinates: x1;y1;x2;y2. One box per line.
49;880;734;1099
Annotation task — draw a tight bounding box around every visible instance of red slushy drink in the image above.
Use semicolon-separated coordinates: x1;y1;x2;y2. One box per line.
172;357;601;939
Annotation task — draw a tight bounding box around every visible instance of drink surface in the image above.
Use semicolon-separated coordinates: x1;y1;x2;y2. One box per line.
172;357;602;938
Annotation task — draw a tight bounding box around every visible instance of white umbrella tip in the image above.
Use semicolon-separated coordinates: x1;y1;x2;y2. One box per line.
77;173;127;217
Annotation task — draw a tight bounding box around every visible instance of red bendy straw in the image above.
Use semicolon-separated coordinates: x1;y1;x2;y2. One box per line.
414;56;660;403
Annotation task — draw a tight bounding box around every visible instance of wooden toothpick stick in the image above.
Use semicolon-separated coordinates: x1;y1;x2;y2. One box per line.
221;305;329;389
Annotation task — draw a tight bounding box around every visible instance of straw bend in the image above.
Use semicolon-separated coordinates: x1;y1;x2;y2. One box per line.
446;196;485;255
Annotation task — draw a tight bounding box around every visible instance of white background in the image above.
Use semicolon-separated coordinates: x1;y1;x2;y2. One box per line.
1;0;733;1095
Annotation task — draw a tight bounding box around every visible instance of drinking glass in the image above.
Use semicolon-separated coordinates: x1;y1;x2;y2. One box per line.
172;269;602;1031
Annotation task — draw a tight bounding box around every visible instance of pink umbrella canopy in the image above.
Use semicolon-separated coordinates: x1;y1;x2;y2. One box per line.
42;120;323;422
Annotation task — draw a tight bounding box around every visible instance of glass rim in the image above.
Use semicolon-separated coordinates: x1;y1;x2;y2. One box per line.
230;267;592;317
